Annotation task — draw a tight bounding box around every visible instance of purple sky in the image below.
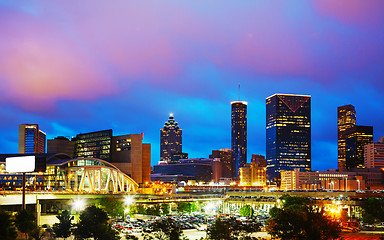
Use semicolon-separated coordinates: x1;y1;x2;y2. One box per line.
1;0;384;170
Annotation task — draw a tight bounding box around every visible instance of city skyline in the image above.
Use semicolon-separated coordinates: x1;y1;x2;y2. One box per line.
1;1;384;171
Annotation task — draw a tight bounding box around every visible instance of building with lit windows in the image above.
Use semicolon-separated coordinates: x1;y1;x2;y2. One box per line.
280;169;365;191
266;94;311;181
239;161;267;186
160;114;183;163
209;149;233;179
338;105;356;171
251;154;266;167
73;130;150;184
231;101;247;178
19;124;46;154
0;153;138;193
74;129;112;161
345;125;373;169
364;136;384;168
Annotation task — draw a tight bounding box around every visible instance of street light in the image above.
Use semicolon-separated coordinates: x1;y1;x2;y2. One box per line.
72;198;85;222
72;199;85;212
124;195;135;226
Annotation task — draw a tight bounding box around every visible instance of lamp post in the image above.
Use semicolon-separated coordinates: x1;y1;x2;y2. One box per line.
124;195;134;226
72;199;85;222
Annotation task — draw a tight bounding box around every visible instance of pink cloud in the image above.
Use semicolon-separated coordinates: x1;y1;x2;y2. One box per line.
313;0;384;27
0;10;115;111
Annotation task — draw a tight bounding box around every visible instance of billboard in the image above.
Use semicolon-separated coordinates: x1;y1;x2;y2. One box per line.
6;156;36;173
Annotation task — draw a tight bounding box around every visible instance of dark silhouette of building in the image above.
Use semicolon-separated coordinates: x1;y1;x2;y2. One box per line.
251;154;266;167
266;94;311;180
152;158;220;182
170;153;188;163
209;149;233;179
160;114;182;163
47;136;75;158
345;125;373;169
338;105;356;171
231;101;247;178
19;124;46;154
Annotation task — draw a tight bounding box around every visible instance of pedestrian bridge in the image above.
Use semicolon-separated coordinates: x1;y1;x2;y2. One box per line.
47;157;139;193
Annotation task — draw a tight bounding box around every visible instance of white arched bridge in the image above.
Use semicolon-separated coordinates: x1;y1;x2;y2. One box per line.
47;157;138;193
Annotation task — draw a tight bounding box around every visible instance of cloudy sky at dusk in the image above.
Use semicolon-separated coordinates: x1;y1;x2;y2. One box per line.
1;0;384;170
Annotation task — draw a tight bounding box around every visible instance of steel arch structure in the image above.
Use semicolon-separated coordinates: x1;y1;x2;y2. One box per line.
48;158;138;193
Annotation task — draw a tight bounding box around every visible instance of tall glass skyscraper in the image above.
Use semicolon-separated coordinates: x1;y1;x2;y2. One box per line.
19;124;46;154
337;105;356;171
266;94;311;180
231;101;247;178
160;114;182;163
345;125;373;169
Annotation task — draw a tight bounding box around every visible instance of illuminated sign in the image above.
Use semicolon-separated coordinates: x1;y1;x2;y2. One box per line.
6;156;36;173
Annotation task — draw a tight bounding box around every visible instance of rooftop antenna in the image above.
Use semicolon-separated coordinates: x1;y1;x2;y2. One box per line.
238;83;240;101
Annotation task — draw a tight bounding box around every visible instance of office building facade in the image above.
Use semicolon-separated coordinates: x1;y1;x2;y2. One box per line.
266;94;311;180
73;130;150;184
239;162;267;186
365;137;384;168
231;101;247;178
209;149;233;179
338;105;356;171
74;129;112;161
19;124;46;154
160;114;182;163
345;125;373;169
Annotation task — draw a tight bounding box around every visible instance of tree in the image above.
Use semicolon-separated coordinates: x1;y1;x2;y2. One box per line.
362;197;384;223
266;203;341;240
74;205;120;240
128;204;137;216
30;227;45;240
53;210;73;239
146;205;161;216
0;210;17;240
98;196;124;218
161;203;170;215
177;202;192;214
15;209;36;240
143;217;184;240
207;217;261;240
137;204;146;214
207;217;233;240
239;205;253;217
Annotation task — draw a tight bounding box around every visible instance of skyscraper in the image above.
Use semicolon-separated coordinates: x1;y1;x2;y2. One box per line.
345;125;373;169
338;105;356;171
160;114;182;163
19;124;46;154
231;101;247;178
266;94;311;180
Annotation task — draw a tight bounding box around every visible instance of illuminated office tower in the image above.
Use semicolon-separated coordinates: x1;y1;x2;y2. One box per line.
364;137;384;169
160;114;182;163
74;129;112;161
231;101;247;178
345;125;373;169
266;94;311;180
338;105;356;171
19;124;46;154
